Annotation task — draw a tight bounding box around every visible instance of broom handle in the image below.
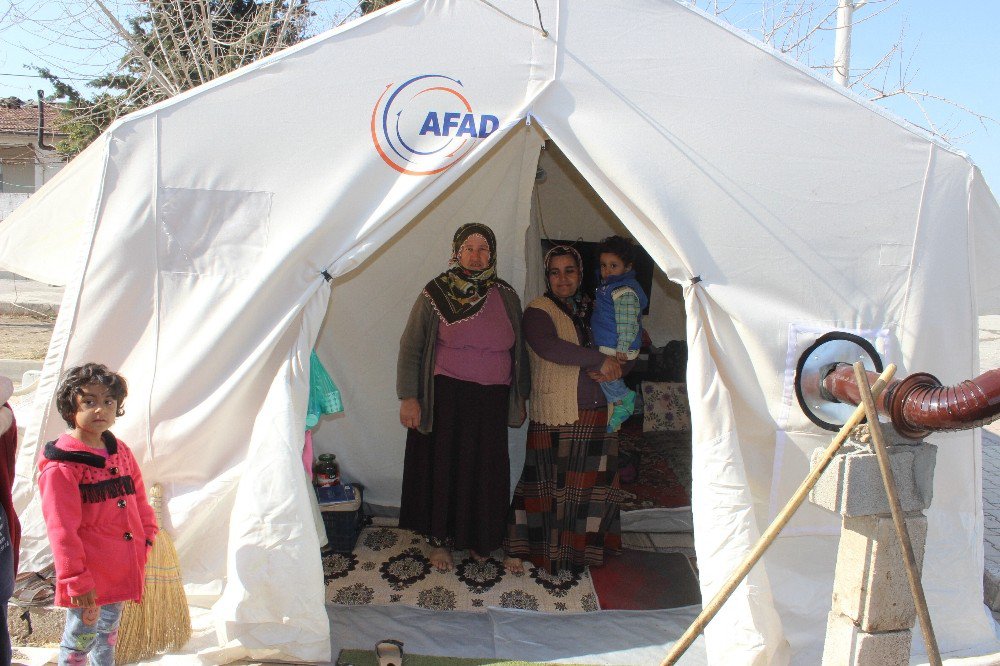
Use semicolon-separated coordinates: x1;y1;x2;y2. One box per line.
660;365;896;666
149;482;165;525
851;363;941;666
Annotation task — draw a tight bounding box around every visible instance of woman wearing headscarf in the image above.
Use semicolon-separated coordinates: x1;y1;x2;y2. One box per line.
503;245;625;575
397;223;530;572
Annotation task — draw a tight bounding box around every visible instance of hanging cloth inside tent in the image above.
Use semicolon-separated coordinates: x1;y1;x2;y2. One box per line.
306;350;343;429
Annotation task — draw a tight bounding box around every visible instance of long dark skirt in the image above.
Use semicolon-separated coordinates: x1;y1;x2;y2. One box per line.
504;408;623;574
398;375;511;555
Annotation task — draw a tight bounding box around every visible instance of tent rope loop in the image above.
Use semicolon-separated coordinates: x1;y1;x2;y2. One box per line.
321;269;333;282
474;0;548;37
533;0;548;37
690;275;702;285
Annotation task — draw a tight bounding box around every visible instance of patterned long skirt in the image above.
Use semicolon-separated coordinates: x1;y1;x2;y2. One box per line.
398;375;511;555
504;408;623;574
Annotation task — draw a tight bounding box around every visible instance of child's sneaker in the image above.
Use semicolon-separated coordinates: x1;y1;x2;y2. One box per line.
621;389;636;416
607;404;630;432
606;389;636;432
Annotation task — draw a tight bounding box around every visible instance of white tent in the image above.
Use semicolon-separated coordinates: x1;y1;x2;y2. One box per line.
2;0;999;663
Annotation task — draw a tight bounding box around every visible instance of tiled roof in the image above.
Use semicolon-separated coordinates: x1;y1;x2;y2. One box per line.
0;102;68;135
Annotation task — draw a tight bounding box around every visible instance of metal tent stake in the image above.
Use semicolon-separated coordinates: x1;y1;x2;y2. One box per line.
660;365;897;666
851;362;941;666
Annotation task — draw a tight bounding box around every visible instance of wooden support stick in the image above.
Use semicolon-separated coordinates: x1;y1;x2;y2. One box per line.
660;364;897;666
851;362;942;666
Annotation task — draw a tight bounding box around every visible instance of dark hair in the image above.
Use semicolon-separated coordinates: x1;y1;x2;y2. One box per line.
56;363;128;428
597;235;637;267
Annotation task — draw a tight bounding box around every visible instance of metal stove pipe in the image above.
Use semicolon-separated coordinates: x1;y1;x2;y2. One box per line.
822;364;1000;439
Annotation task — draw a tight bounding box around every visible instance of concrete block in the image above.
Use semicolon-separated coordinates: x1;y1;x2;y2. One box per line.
7;604;63;647
985;562;1000;611
832;514;927;632
809;443;936;517
823;611;911;666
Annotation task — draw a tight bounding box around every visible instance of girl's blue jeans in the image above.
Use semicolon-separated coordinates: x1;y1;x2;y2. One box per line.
59;601;124;666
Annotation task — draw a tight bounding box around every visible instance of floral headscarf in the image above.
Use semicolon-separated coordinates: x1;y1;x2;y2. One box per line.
424;223;499;324
543;244;593;341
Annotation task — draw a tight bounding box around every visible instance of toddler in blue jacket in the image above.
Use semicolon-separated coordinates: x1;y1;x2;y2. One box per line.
592;236;648;432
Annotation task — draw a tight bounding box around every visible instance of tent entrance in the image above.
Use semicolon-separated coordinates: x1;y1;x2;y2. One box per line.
308;121;704;656
528;139;693;535
313;126;692;531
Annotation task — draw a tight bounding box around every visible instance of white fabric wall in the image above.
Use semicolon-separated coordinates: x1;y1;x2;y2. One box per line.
10;2;549;660
531;1;999;662
0;136;106;284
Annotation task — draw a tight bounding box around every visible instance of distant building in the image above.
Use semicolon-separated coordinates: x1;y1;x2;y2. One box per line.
0;97;68;219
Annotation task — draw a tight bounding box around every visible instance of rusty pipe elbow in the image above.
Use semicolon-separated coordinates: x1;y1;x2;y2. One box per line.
891;371;1000;436
822;364;1000;439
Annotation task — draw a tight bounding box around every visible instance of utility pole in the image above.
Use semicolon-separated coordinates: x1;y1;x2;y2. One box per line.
833;0;867;87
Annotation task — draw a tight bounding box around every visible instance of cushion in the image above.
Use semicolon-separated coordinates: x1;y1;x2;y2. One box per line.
641;381;691;432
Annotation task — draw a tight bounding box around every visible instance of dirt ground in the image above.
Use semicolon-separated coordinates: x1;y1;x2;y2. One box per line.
0;313;54;360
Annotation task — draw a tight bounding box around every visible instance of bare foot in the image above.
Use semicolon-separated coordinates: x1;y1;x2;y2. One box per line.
470;550;489;562
429;547;453;572
503;556;525;574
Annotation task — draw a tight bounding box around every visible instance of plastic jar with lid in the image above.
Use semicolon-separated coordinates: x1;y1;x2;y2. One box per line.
314;454;341;486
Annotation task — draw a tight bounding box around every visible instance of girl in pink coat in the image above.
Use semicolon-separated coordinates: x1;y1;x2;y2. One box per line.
38;363;157;666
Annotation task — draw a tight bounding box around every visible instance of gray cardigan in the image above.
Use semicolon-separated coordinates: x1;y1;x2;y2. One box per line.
396;283;530;434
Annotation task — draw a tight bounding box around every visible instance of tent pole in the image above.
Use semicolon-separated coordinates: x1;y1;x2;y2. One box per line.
851;362;942;666
659;365;897;666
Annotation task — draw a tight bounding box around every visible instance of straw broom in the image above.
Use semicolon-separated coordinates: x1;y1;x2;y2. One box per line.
116;483;191;665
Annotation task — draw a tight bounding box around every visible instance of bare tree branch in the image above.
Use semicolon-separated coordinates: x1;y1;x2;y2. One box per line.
685;0;997;144
92;0;179;96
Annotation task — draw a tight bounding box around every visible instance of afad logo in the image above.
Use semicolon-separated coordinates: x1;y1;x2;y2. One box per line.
371;74;500;176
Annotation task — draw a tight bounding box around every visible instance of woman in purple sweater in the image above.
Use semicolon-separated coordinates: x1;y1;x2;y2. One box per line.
396;224;530;572
504;245;625;576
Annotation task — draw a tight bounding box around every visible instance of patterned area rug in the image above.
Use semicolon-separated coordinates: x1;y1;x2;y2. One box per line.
324;527;600;613
618;419;692;512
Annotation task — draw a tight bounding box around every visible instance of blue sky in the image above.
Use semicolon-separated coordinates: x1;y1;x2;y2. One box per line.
1;0;997;194
843;1;1000;193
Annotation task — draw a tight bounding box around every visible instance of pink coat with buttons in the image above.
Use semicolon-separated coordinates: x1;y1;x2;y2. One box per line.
38;432;158;607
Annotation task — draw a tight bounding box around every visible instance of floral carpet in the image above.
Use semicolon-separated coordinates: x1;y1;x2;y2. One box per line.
617;418;692;512
324;527;600;613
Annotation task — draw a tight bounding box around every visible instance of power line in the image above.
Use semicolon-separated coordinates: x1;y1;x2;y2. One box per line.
0;72;93;81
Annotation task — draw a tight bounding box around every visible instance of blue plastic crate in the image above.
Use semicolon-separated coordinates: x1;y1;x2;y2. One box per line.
319;484;363;554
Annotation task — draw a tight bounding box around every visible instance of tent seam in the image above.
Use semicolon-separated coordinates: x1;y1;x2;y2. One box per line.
896;143;936;340
145;113;162;468
966;166;979;367
966;168;986;573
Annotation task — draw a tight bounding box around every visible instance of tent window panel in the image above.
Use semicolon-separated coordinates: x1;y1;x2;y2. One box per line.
158;187;271;275
878;243;912;267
